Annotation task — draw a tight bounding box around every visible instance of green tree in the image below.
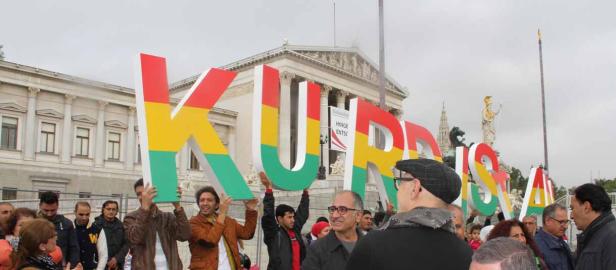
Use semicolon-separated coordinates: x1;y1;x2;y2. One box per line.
594;178;616;193
508;166;529;192
555;185;569;200
0;45;4;60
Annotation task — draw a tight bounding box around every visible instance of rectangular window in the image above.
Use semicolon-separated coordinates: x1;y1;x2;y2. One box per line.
136;143;142;164
78;192;91;198
75;127;90;157
107;132;121;160
1;116;18;150
189;151;200;170
2;187;17;200
40;122;56;153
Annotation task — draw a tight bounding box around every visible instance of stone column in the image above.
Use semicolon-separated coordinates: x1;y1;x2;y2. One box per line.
335;90;348;163
94;101;107;167
178;145;189;174
279;71;294;168
60;95;75;163
125;107;136;170
228;126;236;161
23;87;40;160
320;85;331;175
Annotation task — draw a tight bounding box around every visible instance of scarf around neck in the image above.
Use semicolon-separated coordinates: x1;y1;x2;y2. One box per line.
379;207;455;234
21;254;57;270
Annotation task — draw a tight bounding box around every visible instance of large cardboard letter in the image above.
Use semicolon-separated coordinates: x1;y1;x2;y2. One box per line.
402;121;443;161
343;98;404;205
468;143;513;218
135;53;253;202
519;166;550;219
452;146;470;217
252;65;320;190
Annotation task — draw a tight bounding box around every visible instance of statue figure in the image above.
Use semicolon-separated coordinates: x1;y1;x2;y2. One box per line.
449;126;468;148
482;96;501;147
330;155;345;175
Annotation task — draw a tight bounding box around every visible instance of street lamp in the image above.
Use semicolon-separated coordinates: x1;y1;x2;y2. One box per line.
318;134;328;180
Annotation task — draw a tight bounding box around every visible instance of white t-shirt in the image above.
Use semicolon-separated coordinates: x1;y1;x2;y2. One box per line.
218;238;232;270
154;233;168;270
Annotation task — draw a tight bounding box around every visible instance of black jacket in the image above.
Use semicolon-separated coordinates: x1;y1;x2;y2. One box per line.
262;190;309;270
74;221;103;270
94;215;129;268
302;228;363;270
346;219;472;270
575;212;616;270
44;213;80;267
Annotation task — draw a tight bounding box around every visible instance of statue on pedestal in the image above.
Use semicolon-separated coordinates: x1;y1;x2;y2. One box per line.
482;96;501;147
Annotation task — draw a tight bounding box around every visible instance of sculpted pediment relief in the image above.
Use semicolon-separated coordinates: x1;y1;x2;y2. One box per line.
36;109;64;119
0;102;27;113
297;50;397;91
72;114;97;124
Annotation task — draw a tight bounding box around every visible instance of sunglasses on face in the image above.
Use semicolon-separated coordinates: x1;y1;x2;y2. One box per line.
327;206;358;215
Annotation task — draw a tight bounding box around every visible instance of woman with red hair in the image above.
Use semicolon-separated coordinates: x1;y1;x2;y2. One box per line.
487;219;548;270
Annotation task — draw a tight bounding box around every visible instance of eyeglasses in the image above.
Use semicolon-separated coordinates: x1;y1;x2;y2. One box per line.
523;222;536;226
549;217;570;226
393;177;421;191
327;206;358;215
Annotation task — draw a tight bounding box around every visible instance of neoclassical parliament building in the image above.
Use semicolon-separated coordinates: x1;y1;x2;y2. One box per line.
0;44;408;207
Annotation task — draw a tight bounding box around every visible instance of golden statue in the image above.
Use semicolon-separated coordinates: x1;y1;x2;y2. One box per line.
482;96;501;146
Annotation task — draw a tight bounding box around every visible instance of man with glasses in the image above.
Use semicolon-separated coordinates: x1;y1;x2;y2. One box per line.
522;215;538;237
534;203;574;270
346;158;472;270
302;191;363;270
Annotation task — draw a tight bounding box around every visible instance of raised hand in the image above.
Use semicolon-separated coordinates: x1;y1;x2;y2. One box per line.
172;186;183;210
217;194;233;224
244;198;259;211
141;184;157;211
259;172;273;189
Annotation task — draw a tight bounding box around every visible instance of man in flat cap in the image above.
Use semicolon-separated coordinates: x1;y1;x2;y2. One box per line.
346;158;473;270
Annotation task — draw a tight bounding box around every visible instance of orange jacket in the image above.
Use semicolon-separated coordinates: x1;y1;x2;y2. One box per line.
189;209;257;270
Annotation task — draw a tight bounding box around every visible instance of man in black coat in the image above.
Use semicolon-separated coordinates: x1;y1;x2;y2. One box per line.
38;191;81;268
302;191;363;270
570;183;616;270
94;200;129;270
346;158;473;270
260;172;310;270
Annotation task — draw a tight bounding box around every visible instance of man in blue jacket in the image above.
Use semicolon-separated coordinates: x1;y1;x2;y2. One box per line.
534;203;574;270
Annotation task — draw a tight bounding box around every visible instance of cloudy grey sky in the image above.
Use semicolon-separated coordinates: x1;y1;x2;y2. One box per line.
2;0;614;188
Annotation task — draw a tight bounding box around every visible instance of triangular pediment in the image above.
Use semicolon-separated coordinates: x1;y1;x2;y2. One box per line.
36;109;64;119
105;120;127;129
0;102;26;113
292;49;406;96
72;114;97;124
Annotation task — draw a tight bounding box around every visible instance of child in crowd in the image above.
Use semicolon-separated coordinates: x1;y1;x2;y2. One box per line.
468;224;483;251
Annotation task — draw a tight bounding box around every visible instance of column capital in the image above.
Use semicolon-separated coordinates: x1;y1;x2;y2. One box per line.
97;100;108;110
280;71;295;84
322;85;332;96
335;90;348;99
28;87;40;97
128;106;136;114
64;94;76;104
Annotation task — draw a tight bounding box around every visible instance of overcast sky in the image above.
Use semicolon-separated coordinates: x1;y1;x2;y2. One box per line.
2;0;614;188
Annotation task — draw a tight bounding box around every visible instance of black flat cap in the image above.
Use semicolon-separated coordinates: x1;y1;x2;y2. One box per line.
395;158;461;204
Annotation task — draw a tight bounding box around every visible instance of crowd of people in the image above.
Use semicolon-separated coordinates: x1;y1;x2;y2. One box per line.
0;158;614;270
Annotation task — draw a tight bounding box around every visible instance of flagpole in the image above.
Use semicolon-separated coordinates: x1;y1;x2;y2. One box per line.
378;0;386;109
538;29;549;173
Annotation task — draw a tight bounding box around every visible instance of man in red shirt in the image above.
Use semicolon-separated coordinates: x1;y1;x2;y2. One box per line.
260;172;310;270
